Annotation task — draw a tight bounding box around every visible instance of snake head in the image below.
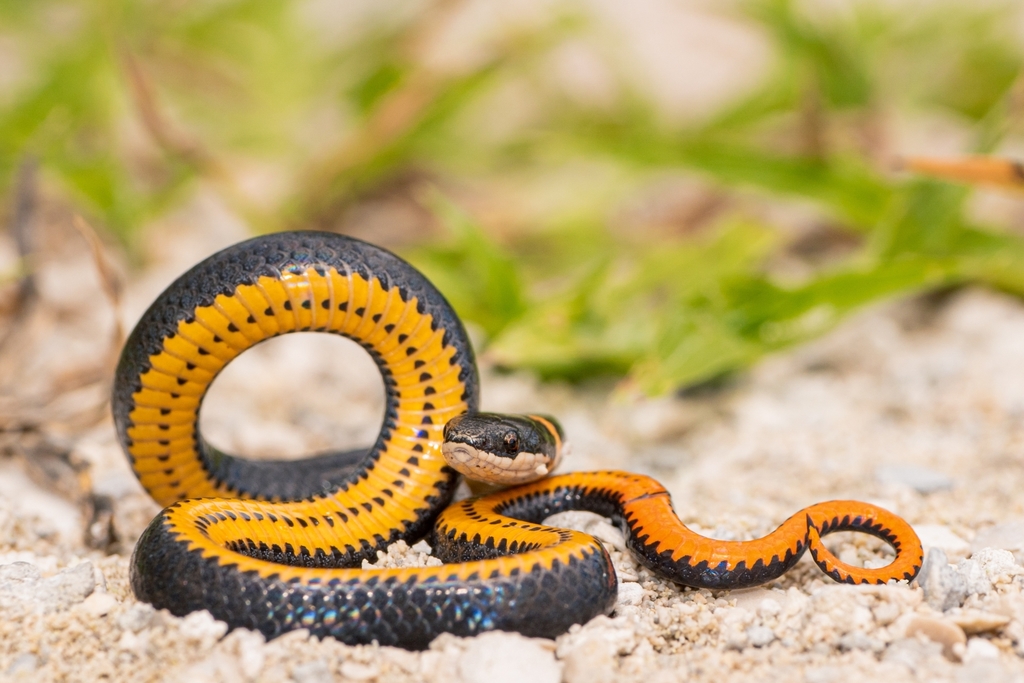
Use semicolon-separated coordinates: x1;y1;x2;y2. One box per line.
441;413;565;486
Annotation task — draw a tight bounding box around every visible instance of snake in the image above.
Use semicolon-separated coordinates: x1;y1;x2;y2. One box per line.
112;231;924;650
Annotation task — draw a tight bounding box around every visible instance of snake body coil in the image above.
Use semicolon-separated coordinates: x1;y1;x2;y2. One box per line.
114;232;923;649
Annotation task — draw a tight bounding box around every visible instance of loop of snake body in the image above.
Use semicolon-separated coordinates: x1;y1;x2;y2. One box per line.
113;231;923;650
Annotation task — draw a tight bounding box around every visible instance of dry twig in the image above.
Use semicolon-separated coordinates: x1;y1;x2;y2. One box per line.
0;159;39;352
71;214;125;364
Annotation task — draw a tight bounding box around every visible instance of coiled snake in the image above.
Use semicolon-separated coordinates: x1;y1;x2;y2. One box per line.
112;231;923;649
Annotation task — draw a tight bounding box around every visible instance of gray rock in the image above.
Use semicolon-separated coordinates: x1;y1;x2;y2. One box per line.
972;521;1024;563
883;638;944;671
917;549;967;611
0;563;41;584
804;666;843;683
745;625;775;647
291;659;332;683
837;632;884;653
876;465;953;494
5;653;38;677
117;603;157;633
543;511;626;552
915;524;971;561
560;639;617;683
457;632;561;683
0;561;94;614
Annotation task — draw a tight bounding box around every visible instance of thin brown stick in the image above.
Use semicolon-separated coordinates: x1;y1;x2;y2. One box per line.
0;159;39;352
119;49;268;230
898;156;1024;191
288;0;475;229
71;215;124;365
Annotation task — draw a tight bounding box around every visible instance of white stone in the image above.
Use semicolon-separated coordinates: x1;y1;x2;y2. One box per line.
745;625;775;647
963;637;1001;663
972;521;1024;561
0;561;95;614
915;524;971;561
117;603;156;633
559;638;617;683
339;661;379;681
904;616;967;660
457;632;560;683
875;464;953;494
883;638;945;670
973;548;1020;585
179;610;229;646
837;631;884;653
949;609;1011;635
917;548;966;611
117;630;148;656
543;511;626;551
0;562;40;586
291;659;332;683
556;615;638;659
616;582;644;606
958;558;992;596
757;598;782;618
227;628;266;680
5;653;37;677
80;591;117;617
728;587;776;613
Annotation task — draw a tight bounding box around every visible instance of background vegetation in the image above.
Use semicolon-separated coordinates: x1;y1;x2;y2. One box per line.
2;0;1023;394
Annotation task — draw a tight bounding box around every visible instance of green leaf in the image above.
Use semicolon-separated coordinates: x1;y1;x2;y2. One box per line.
405;189;526;340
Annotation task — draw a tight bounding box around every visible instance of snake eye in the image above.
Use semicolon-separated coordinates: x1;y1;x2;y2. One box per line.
503;432;519;454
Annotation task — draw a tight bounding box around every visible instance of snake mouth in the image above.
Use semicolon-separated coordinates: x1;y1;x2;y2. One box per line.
441;442;553;485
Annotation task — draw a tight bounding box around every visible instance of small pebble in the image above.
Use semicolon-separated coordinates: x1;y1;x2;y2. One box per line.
948;609;1011;635
972;521;1024;562
544;511;626;551
963;638;1001;663
230;629;267;680
915;525;971;561
0;562;40;583
883;638;945;671
616;582;644;606
5;653;38;677
804;666;843;683
117;603;156;633
457;632;560;683
904;616;967;660
0;561;96;614
745;625;775;647
958;558;993;596
291;659;332;683
971;548;1019;586
179;610;229;645
117;630;147;655
555;616;638;659
917;549;967;611
339;661;380;681
876;464;953;494
80;591;117;617
837;632;884;653
757;598;782;618
728;587;776;613
560;638;617;683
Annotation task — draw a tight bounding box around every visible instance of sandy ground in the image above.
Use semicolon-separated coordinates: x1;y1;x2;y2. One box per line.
2;209;1024;683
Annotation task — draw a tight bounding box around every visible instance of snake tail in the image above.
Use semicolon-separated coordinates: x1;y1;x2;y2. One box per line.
600;474;923;588
437;471;922;590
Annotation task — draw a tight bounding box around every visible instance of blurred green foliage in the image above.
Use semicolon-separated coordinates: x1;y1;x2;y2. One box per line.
2;0;1024;394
